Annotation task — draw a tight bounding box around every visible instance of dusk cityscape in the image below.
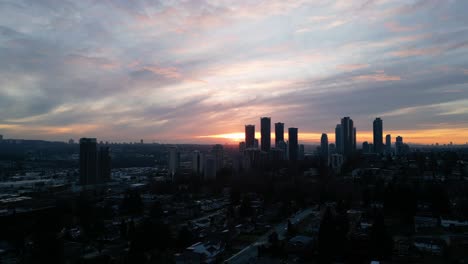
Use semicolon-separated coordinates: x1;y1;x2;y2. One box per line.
1;0;468;264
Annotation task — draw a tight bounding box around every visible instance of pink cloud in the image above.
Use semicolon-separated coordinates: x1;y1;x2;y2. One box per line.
142;65;182;79
337;63;369;71
390;47;440;57
385;21;422;32
66;54;120;70
353;72;401;82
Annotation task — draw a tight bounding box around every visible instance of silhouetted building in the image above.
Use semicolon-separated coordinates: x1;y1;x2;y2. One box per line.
270;148;284;162
204;156;216;180
385;134;391;154
362;141;370;153
68;138;74;144
277;140;288;160
373;117;383;154
239;141;246;153
98;146;111;183
275;122;284;147
329;143;336;154
353;127;357;151
212;144;224;172
320;133;329;164
254;138;259;148
245;125;255;148
288;127;298;161
192;151;203;175
330;154;344;172
299;144;305;160
261;117;271;152
0;135;3;141
79;138;98;185
168;147;180;179
341;117;355;158
335;124;342;154
243;148;261;169
395;136;404;156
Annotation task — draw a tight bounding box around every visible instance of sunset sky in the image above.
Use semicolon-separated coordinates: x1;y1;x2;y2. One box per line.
0;0;467;144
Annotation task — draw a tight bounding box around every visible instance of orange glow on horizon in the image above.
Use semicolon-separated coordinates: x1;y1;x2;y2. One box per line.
198;128;468;145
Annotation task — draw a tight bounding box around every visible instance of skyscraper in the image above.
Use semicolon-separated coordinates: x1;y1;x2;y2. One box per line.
335;124;343;154
353;127;357;151
260;117;271;152
212;144;224;172
341;117;355;158
275;122;284;147
320;133;329;164
395;136;404;156
79;138;98;185
204;156;217;180
288;127;298;161
245;125;255;148
98;146;111;183
373;117;383;154
299;144;305;160
168;146;180;178
192;150;203;175
239;141;246;153
385;134;391;154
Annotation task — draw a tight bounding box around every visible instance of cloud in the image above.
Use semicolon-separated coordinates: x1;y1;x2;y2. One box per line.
390;47;441;57
0;0;467;143
353;72;401;81
337;64;369;71
385;21;422;32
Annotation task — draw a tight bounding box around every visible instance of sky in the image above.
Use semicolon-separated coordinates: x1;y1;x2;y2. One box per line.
0;0;467;144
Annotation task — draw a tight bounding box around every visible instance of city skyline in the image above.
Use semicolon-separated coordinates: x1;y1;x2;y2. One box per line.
1;1;468;144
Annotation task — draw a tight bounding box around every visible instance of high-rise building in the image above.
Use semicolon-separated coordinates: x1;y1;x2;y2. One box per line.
204;155;217;180
353;127;357;151
288;127;298;161
329;143;336;154
245;125;255;148
192;151;203;175
254;139;259;149
68;138;74;144
320;133;329;164
275;122;284;147
335;124;343;154
168;146;180;178
212;144;224;172
239;141;246;153
385;134;391;154
98;146;111;183
79;138;98;185
362;141;370;153
373;118;383;154
243;149;261;169
330;154;344;172
395;136;404;156
0;135;3;141
277;140;288;160
299;144;305;160
341;117;355;158
260;117;271;152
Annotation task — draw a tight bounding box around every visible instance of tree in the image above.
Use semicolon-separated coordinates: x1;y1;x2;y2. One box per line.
369;213;393;260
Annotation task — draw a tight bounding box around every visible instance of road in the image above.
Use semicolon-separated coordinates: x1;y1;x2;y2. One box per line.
224;207;317;264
